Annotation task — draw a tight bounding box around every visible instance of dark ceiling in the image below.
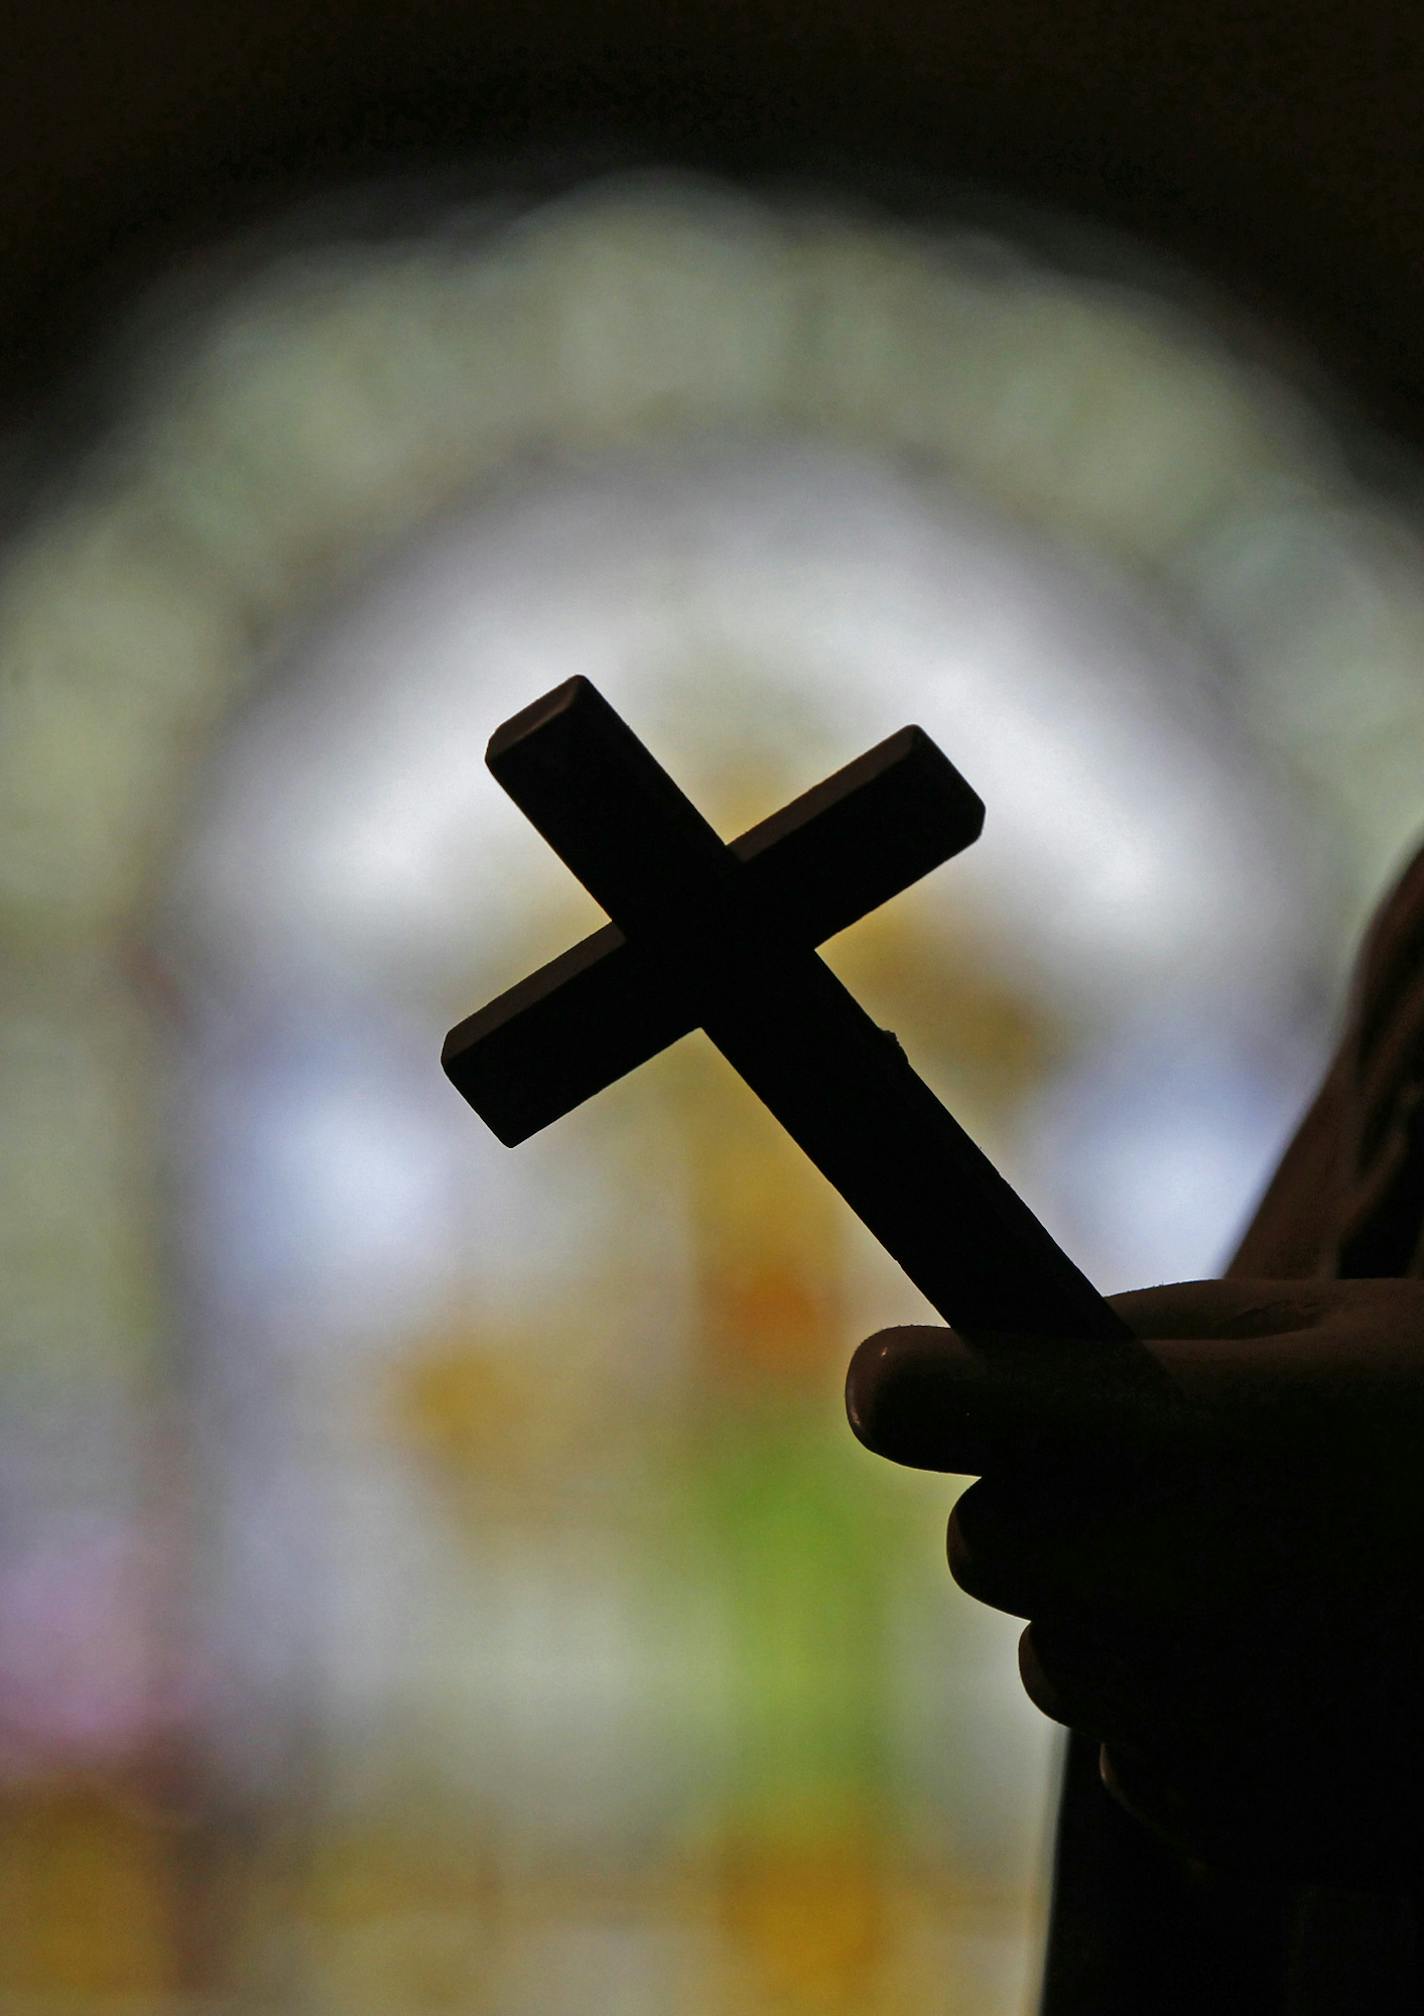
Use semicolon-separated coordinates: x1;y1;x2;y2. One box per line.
6;1;1422;439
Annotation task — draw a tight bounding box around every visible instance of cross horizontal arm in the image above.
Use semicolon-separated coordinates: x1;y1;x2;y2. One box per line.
442;720;984;1145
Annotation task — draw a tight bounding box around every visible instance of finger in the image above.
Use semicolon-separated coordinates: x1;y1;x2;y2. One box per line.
1015;1621;1156;1739
1108;1278;1326;1343
944;1479;1168;1620
1095;1741;1236;1866
1017;1619;1188;1748
945;1478;1173;1620
945;1469;1289;1625
1017;1622;1078;1729
846;1321;1202;1477
846;1278;1376;1478
947;1480;1038;1616
848;1326;1054;1473
1097;1739;1402;1885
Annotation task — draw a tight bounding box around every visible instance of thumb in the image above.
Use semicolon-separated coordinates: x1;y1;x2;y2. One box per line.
846;1279;1279;1476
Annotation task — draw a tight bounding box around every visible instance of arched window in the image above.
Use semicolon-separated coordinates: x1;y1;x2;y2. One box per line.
3;170;1421;2010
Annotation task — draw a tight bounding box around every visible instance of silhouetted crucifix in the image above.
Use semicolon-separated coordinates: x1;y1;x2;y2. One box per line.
443;677;1144;1363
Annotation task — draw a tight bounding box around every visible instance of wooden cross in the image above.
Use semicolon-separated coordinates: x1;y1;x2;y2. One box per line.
443;677;1142;1358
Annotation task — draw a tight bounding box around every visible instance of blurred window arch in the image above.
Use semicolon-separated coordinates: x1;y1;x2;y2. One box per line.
4;167;1424;2009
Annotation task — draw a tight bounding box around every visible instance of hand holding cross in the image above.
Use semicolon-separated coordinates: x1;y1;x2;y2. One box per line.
443;681;1424;1948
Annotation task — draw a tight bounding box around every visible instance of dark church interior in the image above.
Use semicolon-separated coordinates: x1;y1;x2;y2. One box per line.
6;4;1424;2010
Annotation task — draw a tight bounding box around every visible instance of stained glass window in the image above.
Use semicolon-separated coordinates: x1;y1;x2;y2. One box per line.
4;171;1424;2012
